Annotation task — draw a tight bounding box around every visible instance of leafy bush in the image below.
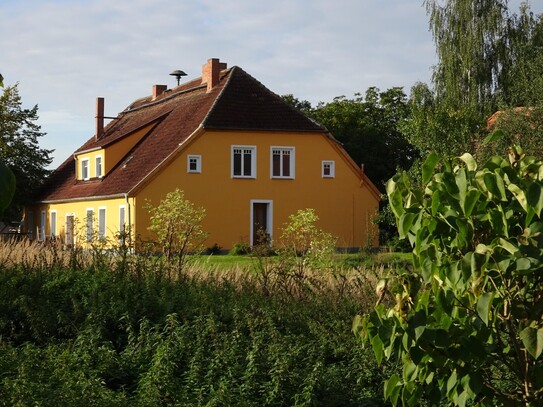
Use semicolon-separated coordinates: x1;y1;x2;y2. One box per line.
145;188;208;274
356;147;543;406
229;241;251;256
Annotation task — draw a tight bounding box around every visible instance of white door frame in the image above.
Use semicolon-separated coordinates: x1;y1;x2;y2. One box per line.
250;199;273;246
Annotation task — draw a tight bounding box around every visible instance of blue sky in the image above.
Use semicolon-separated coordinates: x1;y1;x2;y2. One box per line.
1;0;540;168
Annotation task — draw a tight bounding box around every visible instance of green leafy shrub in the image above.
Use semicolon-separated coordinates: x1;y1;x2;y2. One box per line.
0;256;389;406
145;188;208;275
229;241;251;256
356;146;543;406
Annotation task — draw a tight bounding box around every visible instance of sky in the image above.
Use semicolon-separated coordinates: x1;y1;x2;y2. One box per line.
1;0;541;169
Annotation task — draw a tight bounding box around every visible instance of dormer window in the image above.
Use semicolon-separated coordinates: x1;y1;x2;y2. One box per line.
81;159;90;180
95;156;103;178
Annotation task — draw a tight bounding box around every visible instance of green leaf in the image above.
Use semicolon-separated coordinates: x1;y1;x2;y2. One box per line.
463;188;480;217
476;292;494;326
399;212;417;239
385;374;401;406
446;370;458;395
459;153;477;172
483;129;503;145
498;238;519;255
527;182;543;218
422;152;440;185
403;360;418;382
484;172;506;201
520;326;543;359
371;333;385;365
508;183;528;212
387;182;405;219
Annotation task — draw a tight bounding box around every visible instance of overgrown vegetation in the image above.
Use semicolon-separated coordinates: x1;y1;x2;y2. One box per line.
0;235;405;406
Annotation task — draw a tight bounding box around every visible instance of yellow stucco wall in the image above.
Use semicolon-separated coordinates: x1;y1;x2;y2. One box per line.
74;122;158;180
134;130;379;250
25;197;135;247
75;149;104;180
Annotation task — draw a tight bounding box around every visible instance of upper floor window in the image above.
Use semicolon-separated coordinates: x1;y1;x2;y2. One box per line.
322;160;335;178
81;159;90;180
232;146;256;178
271;147;295;179
95;156;103;178
187;155;202;173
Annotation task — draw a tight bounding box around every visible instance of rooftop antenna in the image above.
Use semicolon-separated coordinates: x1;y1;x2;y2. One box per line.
169;69;187;86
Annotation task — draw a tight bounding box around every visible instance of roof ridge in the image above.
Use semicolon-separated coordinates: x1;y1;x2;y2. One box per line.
123;82;208;114
201;66;236;127
237;67;326;131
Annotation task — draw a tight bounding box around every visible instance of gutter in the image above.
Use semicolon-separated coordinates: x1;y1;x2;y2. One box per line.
39;193;127;205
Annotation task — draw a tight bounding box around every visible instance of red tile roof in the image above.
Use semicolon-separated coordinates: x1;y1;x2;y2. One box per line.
35;66;327;203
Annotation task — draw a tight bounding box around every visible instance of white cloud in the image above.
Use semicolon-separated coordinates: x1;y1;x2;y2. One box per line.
13;0;537;168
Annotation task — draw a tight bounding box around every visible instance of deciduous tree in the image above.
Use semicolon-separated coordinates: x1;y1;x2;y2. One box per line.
0;83;52;221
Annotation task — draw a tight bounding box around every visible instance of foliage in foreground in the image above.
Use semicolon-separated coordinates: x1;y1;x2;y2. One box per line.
356;146;543;406
0;243;396;406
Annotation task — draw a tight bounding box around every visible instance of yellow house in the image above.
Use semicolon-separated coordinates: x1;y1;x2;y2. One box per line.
25;58;380;250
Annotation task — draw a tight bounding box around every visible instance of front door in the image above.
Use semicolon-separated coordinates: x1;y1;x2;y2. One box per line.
251;200;272;246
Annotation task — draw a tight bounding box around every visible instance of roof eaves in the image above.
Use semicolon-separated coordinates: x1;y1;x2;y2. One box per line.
38;193;127;204
325;132;381;201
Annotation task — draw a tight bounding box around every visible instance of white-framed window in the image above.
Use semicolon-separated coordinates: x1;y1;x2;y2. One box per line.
39;210;46;241
187;155;202;173
119;205;126;244
271;146;295;179
81;158;90;180
322;160;335;178
50;211;57;238
86;208;94;242
95;156;103;178
66;214;75;246
232;145;256;178
98;207;106;241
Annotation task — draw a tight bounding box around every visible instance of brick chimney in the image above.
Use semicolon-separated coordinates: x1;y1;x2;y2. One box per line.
152;84;167;100
95;97;104;140
202;58;227;92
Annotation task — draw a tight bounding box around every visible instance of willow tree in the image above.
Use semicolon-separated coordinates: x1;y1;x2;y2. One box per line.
425;0;510;112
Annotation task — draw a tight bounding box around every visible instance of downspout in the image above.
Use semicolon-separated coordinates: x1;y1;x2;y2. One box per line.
124;193;132;249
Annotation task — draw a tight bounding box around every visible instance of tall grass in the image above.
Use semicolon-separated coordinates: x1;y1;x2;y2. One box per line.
0;239;404;406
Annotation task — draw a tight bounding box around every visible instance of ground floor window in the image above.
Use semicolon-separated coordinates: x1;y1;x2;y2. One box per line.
86;209;94;242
